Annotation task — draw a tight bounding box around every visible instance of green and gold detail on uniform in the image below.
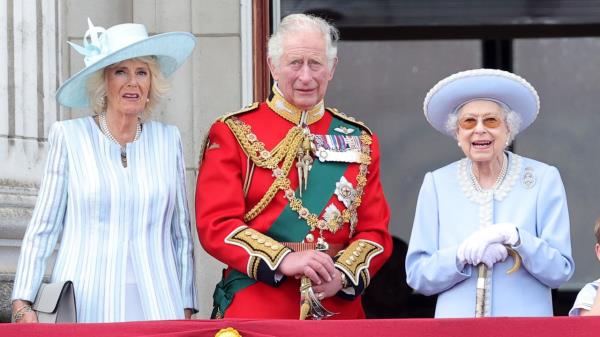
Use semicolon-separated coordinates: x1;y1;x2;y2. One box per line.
224;116;372;237
326;107;372;135
225;226;292;272
335;239;383;287
267;85;324;125
218;102;259;122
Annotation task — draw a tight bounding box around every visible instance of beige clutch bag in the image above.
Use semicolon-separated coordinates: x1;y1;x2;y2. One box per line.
32;281;77;323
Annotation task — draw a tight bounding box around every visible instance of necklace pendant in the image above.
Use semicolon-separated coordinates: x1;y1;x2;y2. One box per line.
120;146;128;167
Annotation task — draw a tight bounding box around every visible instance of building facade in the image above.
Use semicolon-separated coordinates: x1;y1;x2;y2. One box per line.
0;0;252;320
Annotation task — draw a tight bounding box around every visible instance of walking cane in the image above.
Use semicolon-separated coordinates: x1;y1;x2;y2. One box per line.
475;246;522;317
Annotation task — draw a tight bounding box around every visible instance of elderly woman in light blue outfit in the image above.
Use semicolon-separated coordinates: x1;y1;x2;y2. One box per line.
11;19;198;322
405;69;574;317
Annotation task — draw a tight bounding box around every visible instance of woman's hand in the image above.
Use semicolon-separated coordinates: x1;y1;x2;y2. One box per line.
479;243;509;268
12;299;38;323
277;251;336;285
458;224;519;266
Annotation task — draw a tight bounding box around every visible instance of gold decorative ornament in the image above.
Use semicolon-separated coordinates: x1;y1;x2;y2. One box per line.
215;327;242;337
224;117;372;238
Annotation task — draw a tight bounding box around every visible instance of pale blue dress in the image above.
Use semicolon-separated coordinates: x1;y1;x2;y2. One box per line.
406;151;574;317
12;116;198;322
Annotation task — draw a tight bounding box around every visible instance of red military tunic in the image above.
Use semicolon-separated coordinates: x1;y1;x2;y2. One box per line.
196;91;392;319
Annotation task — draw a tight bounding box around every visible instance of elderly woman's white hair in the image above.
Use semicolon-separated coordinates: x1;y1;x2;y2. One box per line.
444;100;522;145
267;13;339;70
87;56;169;120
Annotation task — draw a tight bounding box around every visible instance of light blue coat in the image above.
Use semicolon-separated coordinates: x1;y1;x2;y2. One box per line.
406;152;574;317
12;117;197;322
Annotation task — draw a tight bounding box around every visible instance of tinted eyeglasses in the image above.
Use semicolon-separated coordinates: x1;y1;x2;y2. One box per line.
458;115;503;130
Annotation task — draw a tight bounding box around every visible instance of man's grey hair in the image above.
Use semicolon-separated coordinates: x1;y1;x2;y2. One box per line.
267;13;339;70
444;101;522;144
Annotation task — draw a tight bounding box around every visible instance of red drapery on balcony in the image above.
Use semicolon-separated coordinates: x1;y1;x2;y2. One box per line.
2;317;600;337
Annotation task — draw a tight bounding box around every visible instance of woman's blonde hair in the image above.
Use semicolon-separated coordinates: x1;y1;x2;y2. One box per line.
87;56;169;119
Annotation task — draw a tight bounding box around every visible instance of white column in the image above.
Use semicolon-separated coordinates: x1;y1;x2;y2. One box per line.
41;0;59;135
0;0;9;137
0;0;59;320
13;0;38;139
1;0;58;182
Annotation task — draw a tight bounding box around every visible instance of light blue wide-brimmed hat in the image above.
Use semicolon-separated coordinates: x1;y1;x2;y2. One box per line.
56;18;196;108
423;68;540;137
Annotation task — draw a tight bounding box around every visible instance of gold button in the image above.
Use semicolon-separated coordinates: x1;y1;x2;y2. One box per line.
345;259;352;264
359;242;366;247
305;233;315;242
265;242;272;247
244;230;252;236
353;251;360;257
271;245;280;250
251;234;258;240
258;238;265;244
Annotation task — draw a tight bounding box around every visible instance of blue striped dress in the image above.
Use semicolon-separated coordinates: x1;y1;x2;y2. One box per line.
12;116;198;322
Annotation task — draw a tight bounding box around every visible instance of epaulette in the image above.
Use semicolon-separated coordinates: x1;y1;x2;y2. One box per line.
218;102;260;122
326;107;372;135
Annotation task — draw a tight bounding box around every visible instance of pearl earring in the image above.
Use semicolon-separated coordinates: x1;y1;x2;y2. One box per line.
457;142;461;147
97;95;107;108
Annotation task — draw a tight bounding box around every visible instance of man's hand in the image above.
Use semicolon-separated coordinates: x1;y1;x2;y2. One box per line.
312;268;345;300
278;250;336;285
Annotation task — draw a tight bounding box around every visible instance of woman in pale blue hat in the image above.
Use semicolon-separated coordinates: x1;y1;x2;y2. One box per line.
11;19;198;322
405;69;574;317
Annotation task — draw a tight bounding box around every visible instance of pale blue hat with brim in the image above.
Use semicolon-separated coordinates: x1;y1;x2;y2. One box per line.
423;68;540;137
56;18;196;108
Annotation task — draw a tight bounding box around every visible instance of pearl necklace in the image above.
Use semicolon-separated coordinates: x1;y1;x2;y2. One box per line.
98;113;142;167
469;152;508;192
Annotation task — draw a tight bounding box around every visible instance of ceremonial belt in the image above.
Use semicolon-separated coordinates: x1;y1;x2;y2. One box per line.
282;242;345;257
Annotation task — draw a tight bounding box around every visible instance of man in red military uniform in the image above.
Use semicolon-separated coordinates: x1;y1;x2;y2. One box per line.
196;13;392;319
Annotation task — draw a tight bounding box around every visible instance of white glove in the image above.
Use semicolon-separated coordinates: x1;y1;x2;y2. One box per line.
487;223;520;247
479;243;508;268
457;223;519;266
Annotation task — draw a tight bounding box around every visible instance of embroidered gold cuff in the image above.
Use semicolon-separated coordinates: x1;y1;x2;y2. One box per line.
225;226;291;272
334;239;383;287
